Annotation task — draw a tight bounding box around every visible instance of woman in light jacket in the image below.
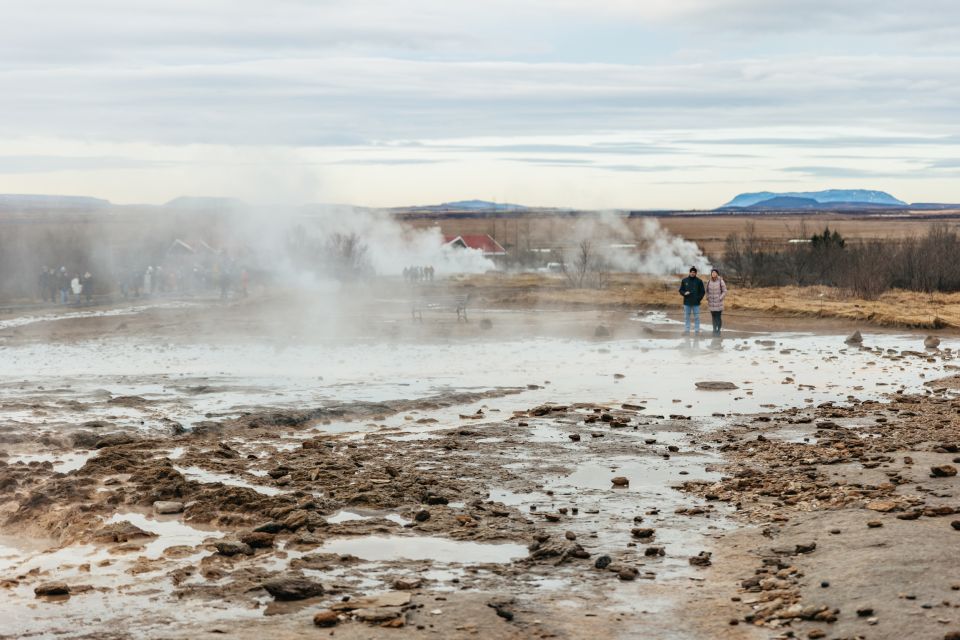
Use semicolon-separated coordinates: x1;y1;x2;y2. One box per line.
706;268;727;336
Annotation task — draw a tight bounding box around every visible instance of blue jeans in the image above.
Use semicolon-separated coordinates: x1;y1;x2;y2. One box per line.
683;305;700;333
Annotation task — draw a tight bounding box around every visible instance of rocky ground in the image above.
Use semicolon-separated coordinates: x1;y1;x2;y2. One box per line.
678;374;960;640
1;390;736;638
2;293;960;639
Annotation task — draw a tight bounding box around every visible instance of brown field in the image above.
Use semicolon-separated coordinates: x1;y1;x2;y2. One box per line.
455;272;960;330
408;211;960;256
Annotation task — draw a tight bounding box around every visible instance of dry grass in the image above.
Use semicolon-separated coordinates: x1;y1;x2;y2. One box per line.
409;212;960;256
454;272;960;329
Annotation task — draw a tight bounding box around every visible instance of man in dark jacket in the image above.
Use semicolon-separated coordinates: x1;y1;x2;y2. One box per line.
679;266;705;335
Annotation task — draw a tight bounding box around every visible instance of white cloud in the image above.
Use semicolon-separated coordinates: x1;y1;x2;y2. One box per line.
0;1;958;206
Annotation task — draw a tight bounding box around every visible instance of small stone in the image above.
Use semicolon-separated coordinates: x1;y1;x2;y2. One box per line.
867;500;898;512
262;575;325;600
856;607;874;617
569;434;581;442
34;582;70;597
313;611;340;627
618;567;638;581
240;532;275;548
931;465;958;478
611;476;629;487
214;541;254;556
392;578;422;590
152;500;184;515
689;551;712;566
795;542;817;554
354;607;401;623
695;381;739;390
821;581;830;588
867;520;883;528
414;510;430;522
953;521;960;531
846;330;863;345
594;555;612;569
808;630;826;639
631;528;655;539
564;531;577;541
925;336;941;349
644;546;665;557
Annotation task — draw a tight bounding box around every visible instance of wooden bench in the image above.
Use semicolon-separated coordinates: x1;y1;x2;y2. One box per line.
411;293;470;322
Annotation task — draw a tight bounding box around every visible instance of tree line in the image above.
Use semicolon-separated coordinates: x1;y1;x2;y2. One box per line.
722;222;960;298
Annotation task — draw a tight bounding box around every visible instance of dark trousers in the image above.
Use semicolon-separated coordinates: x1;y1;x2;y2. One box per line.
710;311;722;334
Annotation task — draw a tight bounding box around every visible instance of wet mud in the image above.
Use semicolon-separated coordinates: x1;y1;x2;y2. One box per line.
2;297;959;638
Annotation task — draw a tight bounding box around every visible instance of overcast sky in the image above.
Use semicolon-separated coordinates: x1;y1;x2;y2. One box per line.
2;0;959;208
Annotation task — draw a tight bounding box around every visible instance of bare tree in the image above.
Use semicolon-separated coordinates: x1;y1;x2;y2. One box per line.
783;219;813;286
325;232;371;279
560;238;594;288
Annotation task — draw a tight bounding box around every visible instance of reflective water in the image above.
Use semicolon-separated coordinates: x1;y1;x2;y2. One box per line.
318;535;528;563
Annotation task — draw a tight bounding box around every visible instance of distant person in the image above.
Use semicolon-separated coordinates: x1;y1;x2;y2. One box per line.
678;266;705;335
83;271;94;304
706;268;727;336
71;273;82;304
58;267;70;304
144;266;153;296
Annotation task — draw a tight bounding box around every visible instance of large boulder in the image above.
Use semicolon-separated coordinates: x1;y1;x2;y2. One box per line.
262;574;325;600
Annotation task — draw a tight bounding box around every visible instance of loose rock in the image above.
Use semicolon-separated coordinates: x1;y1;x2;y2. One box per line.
313;611;340;627
153;500;184;515
34;582;70;597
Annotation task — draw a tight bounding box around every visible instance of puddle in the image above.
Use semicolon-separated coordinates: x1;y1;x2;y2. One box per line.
7;451;95;473
632;310;683;326
487;488;549;506
317;535;528;563
326;510;411;526
174;465;282;496
0;301;198;331
0;332;950;438
556;457;721;492
105;512;223;559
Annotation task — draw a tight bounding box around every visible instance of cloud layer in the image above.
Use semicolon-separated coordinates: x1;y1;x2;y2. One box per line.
0;0;958;207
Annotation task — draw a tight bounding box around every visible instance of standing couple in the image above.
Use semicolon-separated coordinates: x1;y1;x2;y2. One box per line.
679;266;727;336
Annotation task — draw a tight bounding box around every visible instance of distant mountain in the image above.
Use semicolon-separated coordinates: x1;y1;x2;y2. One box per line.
164;196;248;210
744;196;821;210
407;199;528;212
0;194;111;210
722;189;906;209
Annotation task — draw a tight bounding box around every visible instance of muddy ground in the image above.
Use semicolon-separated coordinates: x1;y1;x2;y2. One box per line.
2;291;960;639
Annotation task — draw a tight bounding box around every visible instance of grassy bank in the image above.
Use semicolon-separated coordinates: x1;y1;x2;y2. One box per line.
454;272;960;329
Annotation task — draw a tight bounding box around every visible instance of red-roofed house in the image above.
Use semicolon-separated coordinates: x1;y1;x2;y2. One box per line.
442;234;507;257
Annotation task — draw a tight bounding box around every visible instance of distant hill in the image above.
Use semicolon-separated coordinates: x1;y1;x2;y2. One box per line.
164;196;248;211
404;199;528;212
0;194;111;211
744;196;821;210
722;189;906;209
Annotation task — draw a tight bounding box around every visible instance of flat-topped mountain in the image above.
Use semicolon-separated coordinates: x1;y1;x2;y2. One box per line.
722;189;906;209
